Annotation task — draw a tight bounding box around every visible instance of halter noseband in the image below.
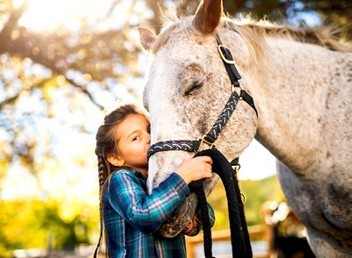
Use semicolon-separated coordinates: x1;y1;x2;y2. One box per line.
147;34;258;159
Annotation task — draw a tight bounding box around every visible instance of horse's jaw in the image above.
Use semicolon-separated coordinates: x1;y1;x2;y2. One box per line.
159;192;199;237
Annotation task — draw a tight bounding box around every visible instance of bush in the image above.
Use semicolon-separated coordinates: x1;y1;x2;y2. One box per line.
0;198;99;256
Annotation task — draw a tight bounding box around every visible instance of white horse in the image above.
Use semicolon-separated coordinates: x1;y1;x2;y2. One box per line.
138;0;352;257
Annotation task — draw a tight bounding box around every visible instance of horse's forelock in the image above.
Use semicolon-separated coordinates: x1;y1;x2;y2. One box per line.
151;17;196;54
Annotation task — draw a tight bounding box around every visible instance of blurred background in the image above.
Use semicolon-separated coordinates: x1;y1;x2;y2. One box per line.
0;0;351;257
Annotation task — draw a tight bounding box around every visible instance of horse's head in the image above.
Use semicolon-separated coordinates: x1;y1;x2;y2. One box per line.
139;0;258;237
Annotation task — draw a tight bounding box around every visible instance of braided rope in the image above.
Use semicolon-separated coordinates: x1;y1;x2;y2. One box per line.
148;90;241;159
207;91;240;142
147;140;200;159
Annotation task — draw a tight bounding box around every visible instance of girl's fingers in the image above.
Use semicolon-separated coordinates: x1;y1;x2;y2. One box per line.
202;156;213;164
195;156;213;164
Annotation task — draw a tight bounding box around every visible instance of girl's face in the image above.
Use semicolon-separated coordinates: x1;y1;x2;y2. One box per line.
113;114;150;176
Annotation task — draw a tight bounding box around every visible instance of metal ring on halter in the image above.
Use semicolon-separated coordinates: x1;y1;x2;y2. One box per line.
241;192;247;204
218;45;237;65
196;135;216;152
232;163;241;175
232;83;243;93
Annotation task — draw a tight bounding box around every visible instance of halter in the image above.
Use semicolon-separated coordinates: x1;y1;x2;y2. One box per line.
147;34;258;159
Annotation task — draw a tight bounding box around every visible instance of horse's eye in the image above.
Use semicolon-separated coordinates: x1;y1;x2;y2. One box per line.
184;80;204;96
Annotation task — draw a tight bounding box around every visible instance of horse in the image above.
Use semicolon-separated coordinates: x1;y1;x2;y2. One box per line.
138;0;352;256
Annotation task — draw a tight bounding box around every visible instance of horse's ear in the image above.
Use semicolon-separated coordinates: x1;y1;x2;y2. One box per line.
138;27;156;51
193;0;223;34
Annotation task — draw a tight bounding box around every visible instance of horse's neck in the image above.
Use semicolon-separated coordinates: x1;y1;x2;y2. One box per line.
246;38;352;172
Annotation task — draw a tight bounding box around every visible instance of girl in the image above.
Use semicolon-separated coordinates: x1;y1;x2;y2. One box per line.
95;104;214;257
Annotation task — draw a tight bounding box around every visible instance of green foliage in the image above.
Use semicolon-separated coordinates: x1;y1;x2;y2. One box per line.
208;175;284;230
0;199;99;256
239;176;285;225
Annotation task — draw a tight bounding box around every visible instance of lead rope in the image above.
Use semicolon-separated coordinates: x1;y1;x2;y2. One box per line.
189;148;252;258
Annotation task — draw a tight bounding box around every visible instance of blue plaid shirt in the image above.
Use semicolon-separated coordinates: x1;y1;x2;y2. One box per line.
103;169;191;257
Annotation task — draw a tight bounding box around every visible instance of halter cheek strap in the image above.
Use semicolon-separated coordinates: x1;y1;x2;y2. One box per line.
147;35;257;159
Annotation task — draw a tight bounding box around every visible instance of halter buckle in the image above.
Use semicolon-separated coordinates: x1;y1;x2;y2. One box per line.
196;135;216;152
218;45;236;65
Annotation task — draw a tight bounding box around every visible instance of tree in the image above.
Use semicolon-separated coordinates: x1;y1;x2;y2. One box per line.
0;0;152;181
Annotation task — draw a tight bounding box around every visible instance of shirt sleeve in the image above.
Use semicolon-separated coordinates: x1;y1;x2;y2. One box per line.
107;171;190;234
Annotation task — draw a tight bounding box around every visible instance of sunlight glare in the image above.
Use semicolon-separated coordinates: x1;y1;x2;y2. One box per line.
17;0;110;31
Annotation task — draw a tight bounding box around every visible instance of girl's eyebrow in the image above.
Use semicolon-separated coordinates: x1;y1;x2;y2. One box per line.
125;122;149;140
127;130;138;139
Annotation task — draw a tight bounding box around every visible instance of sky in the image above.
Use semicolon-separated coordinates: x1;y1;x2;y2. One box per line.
237;140;276;180
15;0;111;31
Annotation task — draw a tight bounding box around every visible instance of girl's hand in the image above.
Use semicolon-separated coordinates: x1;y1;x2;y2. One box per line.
175;156;213;184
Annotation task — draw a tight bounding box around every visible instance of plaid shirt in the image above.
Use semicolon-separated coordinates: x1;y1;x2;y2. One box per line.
103;169;190;258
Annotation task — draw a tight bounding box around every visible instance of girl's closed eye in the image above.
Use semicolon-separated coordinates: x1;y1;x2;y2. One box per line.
132;135;140;141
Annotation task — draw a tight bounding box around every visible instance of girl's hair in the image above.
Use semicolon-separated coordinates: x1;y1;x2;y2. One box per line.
94;104;146;257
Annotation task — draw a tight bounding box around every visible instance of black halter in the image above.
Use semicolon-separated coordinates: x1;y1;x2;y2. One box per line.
147;35;257;159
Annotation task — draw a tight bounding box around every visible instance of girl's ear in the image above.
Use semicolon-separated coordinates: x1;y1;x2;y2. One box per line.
107;154;125;167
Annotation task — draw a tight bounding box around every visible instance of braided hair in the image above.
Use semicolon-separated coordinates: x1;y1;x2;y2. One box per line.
94;104;146;257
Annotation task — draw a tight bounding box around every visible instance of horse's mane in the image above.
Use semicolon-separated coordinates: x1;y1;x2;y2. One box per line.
222;17;352;52
152;13;352;54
